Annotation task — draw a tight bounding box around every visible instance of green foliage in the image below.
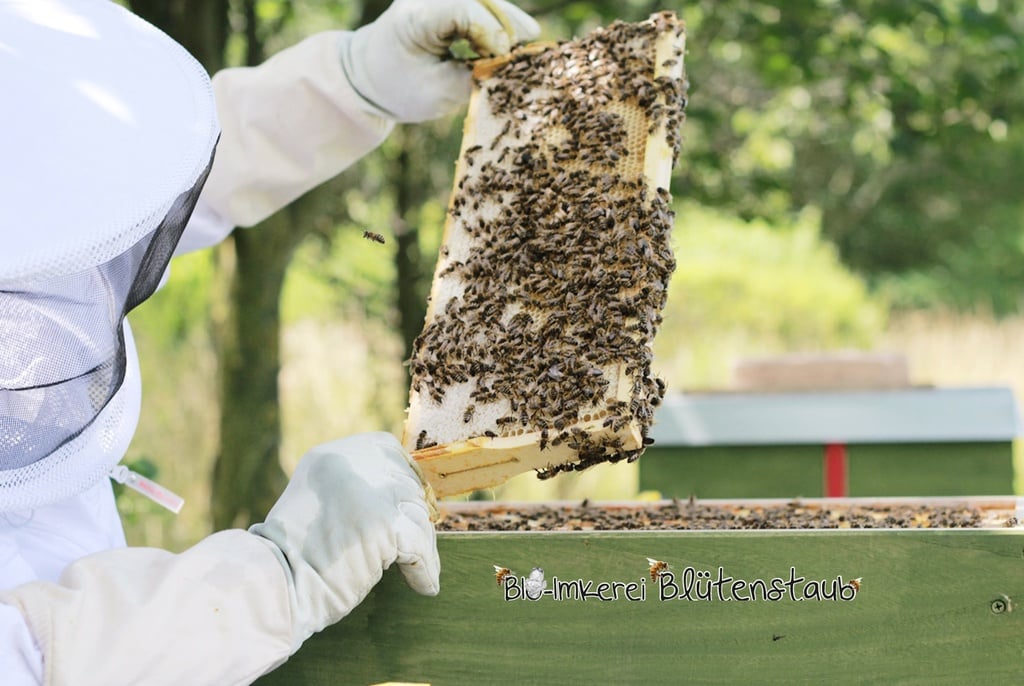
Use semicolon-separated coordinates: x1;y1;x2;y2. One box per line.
284;210;399;325
281;117;460;328
276;195;887;429
669;203;885;346
652;0;1024;313
655;203;887;388
129;250;216;347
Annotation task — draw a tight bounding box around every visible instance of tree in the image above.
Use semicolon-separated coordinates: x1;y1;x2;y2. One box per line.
667;0;1024;310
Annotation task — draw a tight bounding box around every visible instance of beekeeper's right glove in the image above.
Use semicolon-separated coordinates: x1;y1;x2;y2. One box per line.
0;432;439;686
251;431;440;646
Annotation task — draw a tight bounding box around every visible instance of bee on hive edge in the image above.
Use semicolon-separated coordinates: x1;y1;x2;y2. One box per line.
647;558;669;581
363;230;386;244
494;565;512;585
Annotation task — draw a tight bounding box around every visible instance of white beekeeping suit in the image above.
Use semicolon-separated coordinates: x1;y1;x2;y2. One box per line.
0;1;538;684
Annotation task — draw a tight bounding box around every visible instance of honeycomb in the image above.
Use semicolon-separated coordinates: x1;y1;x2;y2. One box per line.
403;13;687;497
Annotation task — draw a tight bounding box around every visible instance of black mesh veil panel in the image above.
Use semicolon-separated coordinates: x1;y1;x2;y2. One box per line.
0;147;216;471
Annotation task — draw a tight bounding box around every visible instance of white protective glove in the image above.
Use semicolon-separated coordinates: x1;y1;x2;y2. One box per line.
0;432;439;686
339;0;541;122
250;431;440;646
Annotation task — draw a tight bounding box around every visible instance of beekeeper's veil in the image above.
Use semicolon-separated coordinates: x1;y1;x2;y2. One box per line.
0;0;219;511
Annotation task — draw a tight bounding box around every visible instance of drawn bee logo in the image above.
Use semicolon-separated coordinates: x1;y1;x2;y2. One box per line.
647;558;669;581
849;577;862;593
362;231;386;244
525;567;547;600
494;565;512;585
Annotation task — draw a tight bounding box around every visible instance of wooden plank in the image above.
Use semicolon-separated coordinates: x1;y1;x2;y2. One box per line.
256;528;1024;685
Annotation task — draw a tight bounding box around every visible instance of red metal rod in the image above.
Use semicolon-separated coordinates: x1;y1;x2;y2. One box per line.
824;443;849;497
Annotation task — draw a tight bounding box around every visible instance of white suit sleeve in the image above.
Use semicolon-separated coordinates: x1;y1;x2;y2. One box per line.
0;433;440;686
0;531;293;686
0;604;43;686
176;31;395;254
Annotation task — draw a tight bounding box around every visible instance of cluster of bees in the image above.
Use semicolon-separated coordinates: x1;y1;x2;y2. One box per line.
409;13;687;477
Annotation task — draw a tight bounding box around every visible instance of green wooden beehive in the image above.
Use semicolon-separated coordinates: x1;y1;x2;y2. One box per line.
640;387;1021;499
257;498;1024;685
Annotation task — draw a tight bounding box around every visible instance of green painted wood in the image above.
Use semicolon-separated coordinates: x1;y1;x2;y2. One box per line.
256;529;1024;685
639;445;823;498
639;443;1015;499
847;443;1015;496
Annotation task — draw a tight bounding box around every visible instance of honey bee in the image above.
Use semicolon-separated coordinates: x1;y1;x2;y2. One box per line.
494;565;512;585
647;558;669;581
362;231;386;244
849;577;862;593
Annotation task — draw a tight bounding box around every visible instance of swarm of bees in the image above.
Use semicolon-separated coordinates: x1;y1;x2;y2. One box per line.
407;13;687;482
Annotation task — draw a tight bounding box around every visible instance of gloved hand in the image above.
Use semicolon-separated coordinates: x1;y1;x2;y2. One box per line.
0;432;440;686
251;431;441;646
339;0;541;122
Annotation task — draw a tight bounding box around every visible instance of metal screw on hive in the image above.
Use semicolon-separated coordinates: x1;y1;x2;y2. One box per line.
403;12;688;497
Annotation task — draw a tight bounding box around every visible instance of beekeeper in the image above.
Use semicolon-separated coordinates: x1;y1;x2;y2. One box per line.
0;0;539;684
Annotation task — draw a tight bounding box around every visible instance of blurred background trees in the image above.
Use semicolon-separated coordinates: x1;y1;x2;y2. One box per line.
117;0;1024;544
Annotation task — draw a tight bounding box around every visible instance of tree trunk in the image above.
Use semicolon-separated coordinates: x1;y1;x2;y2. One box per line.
208;0;282;529
211;208;307;528
391;128;430;388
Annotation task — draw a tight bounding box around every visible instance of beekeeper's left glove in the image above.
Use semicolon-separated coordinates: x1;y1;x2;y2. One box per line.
0;432;439;686
339;0;540;122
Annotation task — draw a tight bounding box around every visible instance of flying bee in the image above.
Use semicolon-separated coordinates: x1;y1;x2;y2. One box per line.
647;558;669;581
362;231;386;244
494;565;512;585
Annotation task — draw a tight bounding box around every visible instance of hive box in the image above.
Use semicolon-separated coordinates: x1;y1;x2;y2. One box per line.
641;387;1021;498
256;498;1023;684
